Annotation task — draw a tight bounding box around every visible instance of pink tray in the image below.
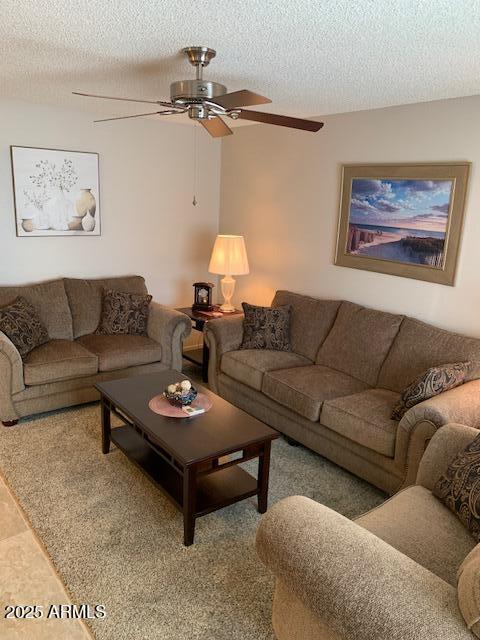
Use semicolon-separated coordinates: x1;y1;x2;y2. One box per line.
148;392;212;418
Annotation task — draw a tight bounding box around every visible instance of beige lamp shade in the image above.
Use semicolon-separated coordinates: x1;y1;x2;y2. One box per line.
208;235;249;276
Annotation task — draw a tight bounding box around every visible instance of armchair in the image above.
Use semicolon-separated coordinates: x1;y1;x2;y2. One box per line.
256;423;480;640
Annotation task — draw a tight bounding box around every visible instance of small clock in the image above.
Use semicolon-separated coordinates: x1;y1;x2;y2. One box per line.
192;282;214;311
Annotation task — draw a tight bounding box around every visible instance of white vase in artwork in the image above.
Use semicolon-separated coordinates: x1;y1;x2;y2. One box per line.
45;188;73;231
82;210;96;232
76;188;96;218
35;205;50;230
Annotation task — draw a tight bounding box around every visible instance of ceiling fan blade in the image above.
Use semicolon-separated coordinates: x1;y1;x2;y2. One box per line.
94;110;177;123
73;91;174;108
213;90;271;110
237;109;323;132
200;117;233;138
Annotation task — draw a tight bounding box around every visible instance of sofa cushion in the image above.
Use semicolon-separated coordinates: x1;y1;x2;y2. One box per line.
321;388;401;457
356;485;476;585
96;289;152;336
272;291;341;361
378;317;480;393
64;276;148;338
316;301;403;386
0;297;49;358
221;349;312;391
240;302;291;351
0;279;72;340
262;365;369;422
23;340;98;385
77;334;162;372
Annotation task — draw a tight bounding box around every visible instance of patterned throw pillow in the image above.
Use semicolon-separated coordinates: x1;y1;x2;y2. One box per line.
391;362;470;420
240;302;291;351
0;296;49;358
433;433;480;542
96;289;152;336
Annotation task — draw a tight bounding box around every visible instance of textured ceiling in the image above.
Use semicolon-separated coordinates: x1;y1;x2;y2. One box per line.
1;0;480;127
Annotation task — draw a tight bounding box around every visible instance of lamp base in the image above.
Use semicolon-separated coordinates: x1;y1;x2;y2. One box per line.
219;303;236;313
219;275;236;313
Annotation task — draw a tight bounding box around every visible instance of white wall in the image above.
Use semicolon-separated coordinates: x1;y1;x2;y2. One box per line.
4;95;480;341
220;95;480;337
0;99;221;310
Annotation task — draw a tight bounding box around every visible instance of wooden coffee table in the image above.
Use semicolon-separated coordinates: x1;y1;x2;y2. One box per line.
95;371;278;546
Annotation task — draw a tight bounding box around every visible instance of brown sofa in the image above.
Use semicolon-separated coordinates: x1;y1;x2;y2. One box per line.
205;290;480;493
256;423;480;640
0;276;191;424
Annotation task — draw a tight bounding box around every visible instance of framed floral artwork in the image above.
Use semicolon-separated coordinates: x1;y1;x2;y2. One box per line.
10;146;100;237
335;163;470;285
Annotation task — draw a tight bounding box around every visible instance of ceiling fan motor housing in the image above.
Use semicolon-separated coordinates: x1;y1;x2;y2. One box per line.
170;80;227;103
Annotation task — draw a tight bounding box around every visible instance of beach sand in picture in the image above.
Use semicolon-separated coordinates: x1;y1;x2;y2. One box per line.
357;236;443;265
347;225;445;267
350;230;401;252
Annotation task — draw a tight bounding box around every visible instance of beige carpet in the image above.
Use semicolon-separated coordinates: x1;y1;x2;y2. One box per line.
0;404;384;639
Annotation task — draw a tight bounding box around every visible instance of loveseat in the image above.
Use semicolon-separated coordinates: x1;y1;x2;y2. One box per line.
256;423;480;640
205;290;480;493
0;276;191;424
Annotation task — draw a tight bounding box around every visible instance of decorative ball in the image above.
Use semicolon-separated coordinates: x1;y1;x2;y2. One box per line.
180;380;192;391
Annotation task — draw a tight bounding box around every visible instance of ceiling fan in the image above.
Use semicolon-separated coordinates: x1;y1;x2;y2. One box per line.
73;46;324;137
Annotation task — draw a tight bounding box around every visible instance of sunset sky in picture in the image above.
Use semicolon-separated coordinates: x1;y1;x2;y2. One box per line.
349;179;453;232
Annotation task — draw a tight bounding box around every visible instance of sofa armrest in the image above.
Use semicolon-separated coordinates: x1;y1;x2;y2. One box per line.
395;380;480;489
147;303;191;371
204;315;244;393
0;331;24;422
256;496;471;640
0;332;24;394
416;423;479;490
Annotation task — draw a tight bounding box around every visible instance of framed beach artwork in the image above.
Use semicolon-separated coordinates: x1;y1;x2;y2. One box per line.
11;146;100;237
335;163;470;285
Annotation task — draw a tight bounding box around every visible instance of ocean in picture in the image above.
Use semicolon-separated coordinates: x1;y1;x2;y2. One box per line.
346;178;454;267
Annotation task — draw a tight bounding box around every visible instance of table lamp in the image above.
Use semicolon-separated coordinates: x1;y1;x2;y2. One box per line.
208;235;249;312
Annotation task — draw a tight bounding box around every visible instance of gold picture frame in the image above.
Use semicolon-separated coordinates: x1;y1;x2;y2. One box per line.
335;163;470;286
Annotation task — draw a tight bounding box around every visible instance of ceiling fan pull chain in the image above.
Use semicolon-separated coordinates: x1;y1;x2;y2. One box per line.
192;122;198;206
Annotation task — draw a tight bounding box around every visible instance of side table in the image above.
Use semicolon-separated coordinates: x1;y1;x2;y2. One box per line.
176;306;243;382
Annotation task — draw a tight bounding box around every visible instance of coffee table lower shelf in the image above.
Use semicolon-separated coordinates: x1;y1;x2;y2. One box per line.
110;424;261;541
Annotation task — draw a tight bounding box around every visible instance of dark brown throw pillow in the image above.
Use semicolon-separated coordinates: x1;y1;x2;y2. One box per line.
391;362;470;421
96;289;152;336
0;296;49;358
433;433;480;541
240;302;291;351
